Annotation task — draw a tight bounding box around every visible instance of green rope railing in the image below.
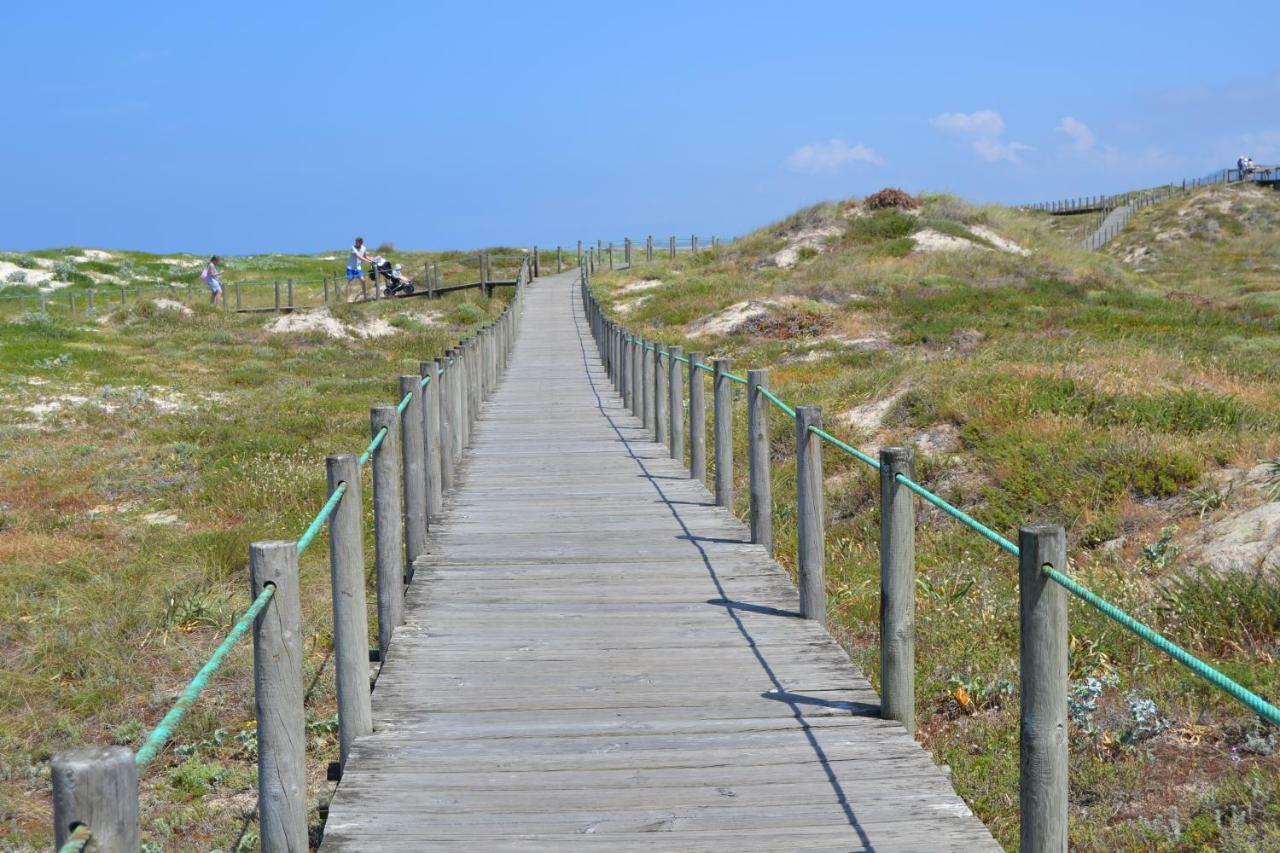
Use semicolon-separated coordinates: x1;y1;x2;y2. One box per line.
133;584;276;767
57;825;91;853
1043;566;1280;727
895;473;1020;556
724;372;748;386
395;390;413;415
358;428;388;467
760;387;796;419
296;482;347;556
807;424;881;470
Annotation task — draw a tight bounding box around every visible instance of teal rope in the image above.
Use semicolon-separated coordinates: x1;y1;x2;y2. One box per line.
759;386;796;418
807;425;882;470
895;473;1020;556
358;427;388;467
419;374;431;388
673;353;690;364
58;825;91;853
134;584;276;767
724;372;748;386
395;391;413;415
1043;567;1280;727
296;482;347;556
695;362;714;375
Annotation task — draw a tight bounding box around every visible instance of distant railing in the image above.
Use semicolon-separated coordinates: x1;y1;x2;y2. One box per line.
579;255;1280;852
48;257;530;852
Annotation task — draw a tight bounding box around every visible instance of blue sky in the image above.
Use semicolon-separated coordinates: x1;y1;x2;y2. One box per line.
3;1;1278;254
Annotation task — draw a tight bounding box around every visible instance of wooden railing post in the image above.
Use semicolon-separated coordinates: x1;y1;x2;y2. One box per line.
399;376;428;565
646;235;653;262
713;358;734;509
438;356;456;490
452;345;470;452
668;346;684;461
371;407;405;645
654;346;668;445
692;234;699;254
796;406;825;623
557;245;563;273
629;336;642;415
274;280;281;311
421;362;444;517
1019;524;1068;853
879;447;915;732
624;238;631;265
669;236;676;258
51;747;140;852
248;540;308;851
688;352;707;483
325;454;373;769
641;340;654;432
747;369;772;553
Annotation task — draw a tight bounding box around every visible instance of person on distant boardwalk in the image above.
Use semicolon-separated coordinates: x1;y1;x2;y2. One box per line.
1237;156;1246;179
200;255;223;307
1244;157;1257;179
346;237;375;302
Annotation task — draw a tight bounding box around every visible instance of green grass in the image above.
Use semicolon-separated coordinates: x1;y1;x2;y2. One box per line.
590;187;1280;851
0;275;512;849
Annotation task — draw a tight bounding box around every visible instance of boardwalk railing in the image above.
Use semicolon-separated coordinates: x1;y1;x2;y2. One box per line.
578;257;1280;852
1026;163;1280;250
48;257;531;852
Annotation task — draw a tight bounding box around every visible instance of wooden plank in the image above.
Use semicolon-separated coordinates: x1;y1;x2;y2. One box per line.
318;270;998;851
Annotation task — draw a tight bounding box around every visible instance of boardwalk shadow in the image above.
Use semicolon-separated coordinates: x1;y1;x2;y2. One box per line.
706;597;802;619
570;287;876;849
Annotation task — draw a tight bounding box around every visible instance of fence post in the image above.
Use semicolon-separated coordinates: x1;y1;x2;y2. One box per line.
688;352;707;483
624;238;631;265
420;362;444;517
692;234;699;253
641;340;654;431
399;376;428;568
748;369;773;553
440;352;459;481
669;236;676;258
86;289;95;315
647;235;653;262
668;346;684;461
370;407;405;651
796;406;825;623
324;274;330;304
235;281;242;310
448;347;465;464
713;358;734;509
1019;524;1069;853
248;540;308;851
326;454;374;769
51;746;140;852
287;278;294;309
274;280;281;312
654;345;668;445
533;245;540;278
557;246;563;273
629;337;642;415
879;447;916;733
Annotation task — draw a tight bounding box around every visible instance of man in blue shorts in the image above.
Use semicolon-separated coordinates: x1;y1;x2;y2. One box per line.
346;237;374;302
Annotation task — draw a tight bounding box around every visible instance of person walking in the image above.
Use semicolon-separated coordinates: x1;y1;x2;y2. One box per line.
200;255;224;307
346;237;374;302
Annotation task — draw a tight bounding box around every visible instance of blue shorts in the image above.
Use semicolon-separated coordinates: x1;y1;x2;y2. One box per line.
207;278;222;293
347;267;363;281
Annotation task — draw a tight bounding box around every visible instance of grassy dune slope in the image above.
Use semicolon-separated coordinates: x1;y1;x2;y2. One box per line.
591;187;1280;851
0;260;512;851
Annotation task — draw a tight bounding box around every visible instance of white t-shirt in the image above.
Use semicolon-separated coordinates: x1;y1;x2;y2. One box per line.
349;245;366;270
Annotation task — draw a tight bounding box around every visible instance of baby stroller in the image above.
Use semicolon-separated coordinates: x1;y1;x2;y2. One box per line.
370;257;415;297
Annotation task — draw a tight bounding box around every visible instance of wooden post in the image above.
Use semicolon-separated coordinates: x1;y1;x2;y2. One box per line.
449;347;466;465
692;234;699;254
625;238;632;265
1019;524;1068;853
654;346;668;445
420;362;444;517
669;236;676;258
576;240;583;266
235;281;242;310
441;353;459;483
668;346;684;461
796;406;825;624
557;246;563;273
274;280;281;312
324;274;330;304
630;337;642;415
647;235;653;262
689;352;707;483
370;407;405;652
51;746;140;851
86;290;95;315
608;242;614;270
399;376;428;566
248;540;308;851
326;454;373;768
747;369;773;553
713;358;734;509
879;447;916;732
287;278;294;309
641;340;654;431
533;245;540;278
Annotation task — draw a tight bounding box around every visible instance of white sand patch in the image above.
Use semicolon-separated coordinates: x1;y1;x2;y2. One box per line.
772;225;842;269
0;261;55;286
910;229;977;254
969;225;1031;256
687;300;778;337
141;510;180;526
151;298;194;317
836;387;908;433
353;317;397;338
617;279;665;295
317;255;338;261
267;310;351;339
74;249;114;262
23;387;198;424
785;332;892;363
615;296;651;316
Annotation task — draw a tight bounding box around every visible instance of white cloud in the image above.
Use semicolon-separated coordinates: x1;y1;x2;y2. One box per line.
785;139;884;174
1057;116;1096;154
930;110;1031;163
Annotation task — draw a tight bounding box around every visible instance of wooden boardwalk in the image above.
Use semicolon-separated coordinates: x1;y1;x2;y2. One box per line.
320;271;999;851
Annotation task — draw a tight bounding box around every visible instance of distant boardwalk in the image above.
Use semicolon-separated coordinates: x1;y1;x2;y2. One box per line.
320;270;997;851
